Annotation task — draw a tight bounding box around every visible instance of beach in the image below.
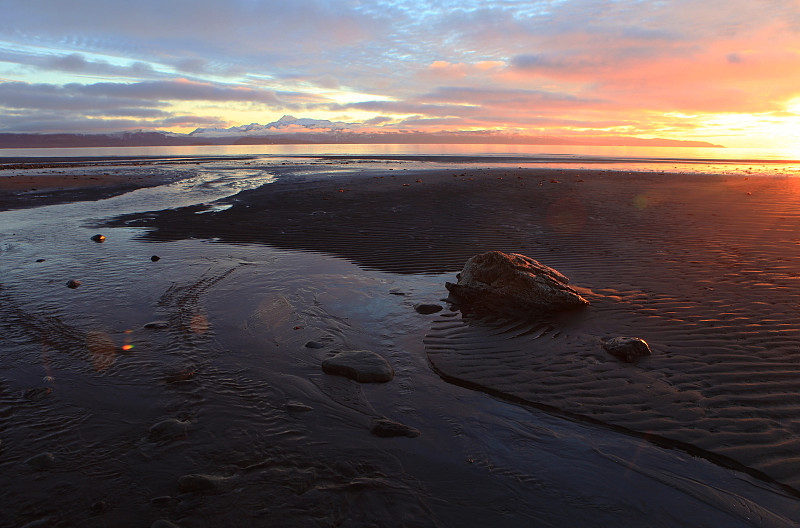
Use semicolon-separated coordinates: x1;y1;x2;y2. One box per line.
2;155;800;527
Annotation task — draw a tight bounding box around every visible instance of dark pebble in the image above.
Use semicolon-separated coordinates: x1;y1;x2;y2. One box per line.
151;255;160;262
177;473;226;493
148;419;190;441
370;418;420;438
602;337;652;363
66;279;82;289
414;303;443;314
304;341;324;349
90;234;106;242
35;258;45;263
144;321;169;329
26;452;55;470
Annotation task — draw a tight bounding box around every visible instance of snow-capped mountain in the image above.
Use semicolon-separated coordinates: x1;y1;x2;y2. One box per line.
189;115;355;137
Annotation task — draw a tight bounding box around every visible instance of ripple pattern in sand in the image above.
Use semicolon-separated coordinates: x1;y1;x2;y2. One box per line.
425;173;800;494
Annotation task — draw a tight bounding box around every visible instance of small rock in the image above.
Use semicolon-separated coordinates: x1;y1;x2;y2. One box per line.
287;401;313;412
322;350;394;383
304;340;325;349
151;255;161;262
177;473;228;493
144;320;169;329
148;419;190;441
602;337;652;363
66;279;82;289
370;418;420;438
26;452;55;470
414;303;442;315
35;258;46;263
90;500;108;514
90;234;106;242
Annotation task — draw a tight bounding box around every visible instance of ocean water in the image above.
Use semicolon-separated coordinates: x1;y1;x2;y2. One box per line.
2;142;799;176
2;154;800;526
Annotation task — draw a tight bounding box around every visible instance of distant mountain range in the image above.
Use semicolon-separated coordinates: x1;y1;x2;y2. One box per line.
188;115;354;137
0;115;725;149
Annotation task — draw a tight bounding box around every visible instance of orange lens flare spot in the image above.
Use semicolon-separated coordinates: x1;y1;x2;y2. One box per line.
122;344;134;351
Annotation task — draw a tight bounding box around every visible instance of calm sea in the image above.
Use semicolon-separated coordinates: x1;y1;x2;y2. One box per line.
1;143;799;176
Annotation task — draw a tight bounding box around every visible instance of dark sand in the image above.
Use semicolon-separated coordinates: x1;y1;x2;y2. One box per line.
3;158;800;526
104;165;800;491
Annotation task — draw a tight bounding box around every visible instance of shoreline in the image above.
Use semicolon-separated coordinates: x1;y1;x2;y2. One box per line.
0;156;257;211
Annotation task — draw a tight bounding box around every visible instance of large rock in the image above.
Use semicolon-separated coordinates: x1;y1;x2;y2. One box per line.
445;251;588;314
321;350;394;383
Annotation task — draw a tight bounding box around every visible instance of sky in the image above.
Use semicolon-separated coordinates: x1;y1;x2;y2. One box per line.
0;0;799;149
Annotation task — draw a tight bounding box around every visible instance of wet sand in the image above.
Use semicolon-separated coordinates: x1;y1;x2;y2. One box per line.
2;158;800;526
0;156;252;210
104;165;800;490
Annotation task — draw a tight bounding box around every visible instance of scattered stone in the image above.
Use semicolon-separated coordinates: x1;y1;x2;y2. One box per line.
445;251;588;314
35;258;45;263
148;419;190;441
286;401;313;412
322;350;394;383
370;418;420;438
177;473;228;493
602;337;652;363
304;340;325;349
66;279;82;289
144;320;169;329
26;452;55;470
90;234;106;242
151;520;181;528
414;303;443;315
151;255;161;262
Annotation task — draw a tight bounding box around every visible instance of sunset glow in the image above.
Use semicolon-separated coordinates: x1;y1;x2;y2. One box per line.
1;1;798;149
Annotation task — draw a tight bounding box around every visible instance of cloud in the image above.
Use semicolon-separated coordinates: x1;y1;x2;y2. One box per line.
363;116;393;126
0;79;303;112
0;0;798;142
419;86;595;108
337;100;481;117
